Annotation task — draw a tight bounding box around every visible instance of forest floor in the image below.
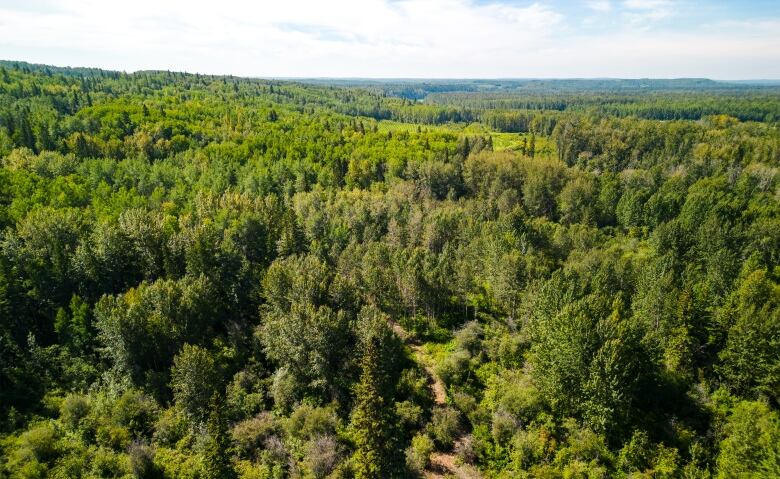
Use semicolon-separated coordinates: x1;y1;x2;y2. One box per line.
390;322;484;479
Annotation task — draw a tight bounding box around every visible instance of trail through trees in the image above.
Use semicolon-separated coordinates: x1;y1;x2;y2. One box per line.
390;322;483;479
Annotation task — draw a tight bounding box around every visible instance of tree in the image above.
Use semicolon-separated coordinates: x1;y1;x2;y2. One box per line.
258;255;351;401
717;269;780;402
529;279;652;438
259;302;349;401
171;344;219;426
351;337;390;479
716;400;780;478
203;394;237;479
54;295;91;353
95;275;217;393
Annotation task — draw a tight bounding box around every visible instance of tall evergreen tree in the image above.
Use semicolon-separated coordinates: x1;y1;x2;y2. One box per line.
351;338;389;479
203;393;236;479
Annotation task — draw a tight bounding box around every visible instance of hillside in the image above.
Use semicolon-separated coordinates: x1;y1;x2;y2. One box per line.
0;61;778;478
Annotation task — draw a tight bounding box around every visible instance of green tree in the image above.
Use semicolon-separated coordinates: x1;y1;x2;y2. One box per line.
351;337;390;479
95;275;217;393
171;344;219;426
54;295;91;352
717;269;780;402
203;394;237;479
716;400;780;478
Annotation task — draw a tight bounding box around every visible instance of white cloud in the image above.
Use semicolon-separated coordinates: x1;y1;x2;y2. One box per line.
548;28;780;78
587;0;612;13
0;0;565;76
621;0;674;27
0;0;777;79
622;0;672;9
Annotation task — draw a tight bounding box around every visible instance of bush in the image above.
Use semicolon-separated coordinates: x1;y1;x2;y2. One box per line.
60;394;90;431
451;391;477;417
257;435;288;474
482;369;542;428
19;423;59;463
510;427;548;471
13;459;48;479
395;400;424;433
617;430;652;474
113;390;158;438
436;349;471;387
232;413;280;459
304;435;341;478
153;408;189;447
396;368;432;403
90;447;129;477
171;344;219;426
286;404;339;440
454;321;482;354
553;422;612;472
49;449;90;478
154;446;205;479
454;434;478;465
226;369;267;420
428;407;461;449
129;442;159;479
269;367;299;413
96;424;132;451
405;433;435;475
491;410;519;445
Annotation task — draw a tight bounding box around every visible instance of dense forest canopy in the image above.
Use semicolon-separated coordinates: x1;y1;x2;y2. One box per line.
0;60;778;479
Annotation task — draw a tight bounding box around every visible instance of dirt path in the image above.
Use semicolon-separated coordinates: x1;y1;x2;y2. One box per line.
390;322;483;479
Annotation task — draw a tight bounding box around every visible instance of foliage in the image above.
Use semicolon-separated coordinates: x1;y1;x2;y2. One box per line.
0;61;778;478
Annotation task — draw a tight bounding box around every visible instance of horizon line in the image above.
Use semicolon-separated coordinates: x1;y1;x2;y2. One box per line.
3;59;780;83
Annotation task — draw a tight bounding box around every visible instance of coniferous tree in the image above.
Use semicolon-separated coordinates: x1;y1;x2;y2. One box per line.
203;394;236;479
351;338;389;479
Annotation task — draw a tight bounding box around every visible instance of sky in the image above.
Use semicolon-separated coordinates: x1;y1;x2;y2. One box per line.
0;0;779;79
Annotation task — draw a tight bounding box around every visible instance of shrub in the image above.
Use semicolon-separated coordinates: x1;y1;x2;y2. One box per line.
510;427;547;470
19;423;59;463
482;369;542;427
451;391;477;417
257;435;288;474
232;413;280;459
428;407;461;449
13;459;48;479
171;344;219;426
304;435;341;478
396;368;432;403
226;369;266;420
60;394;90;431
553;422;612;471
716;400;780;478
113;390;158;438
153;408;189;447
395;400;424;432
454;434;478;465
154;446;205;479
617;430;652;474
129;442;158;479
436;349;471;387
491;410;519;445
286;404;338;440
96;424;132;451
90;447;129;477
269;368;299;413
454;321;482;354
405;433;435;475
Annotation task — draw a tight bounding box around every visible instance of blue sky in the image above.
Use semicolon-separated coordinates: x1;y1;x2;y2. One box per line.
0;0;778;78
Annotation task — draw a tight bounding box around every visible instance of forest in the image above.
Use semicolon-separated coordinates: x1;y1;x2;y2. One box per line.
0;60;778;478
